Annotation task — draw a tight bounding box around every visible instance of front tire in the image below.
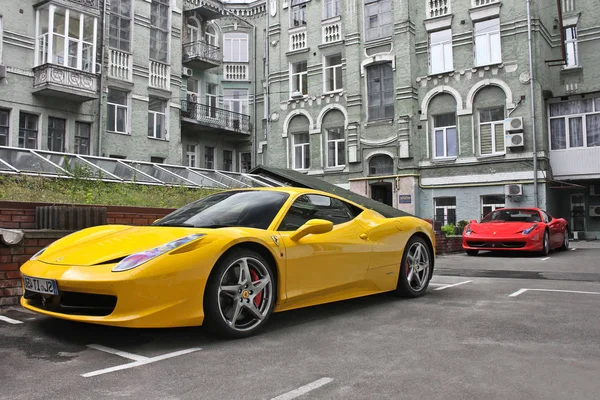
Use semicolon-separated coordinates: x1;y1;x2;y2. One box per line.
540;230;550;256
395;236;433;298
559;229;569;251
466;250;479;256
203;249;276;339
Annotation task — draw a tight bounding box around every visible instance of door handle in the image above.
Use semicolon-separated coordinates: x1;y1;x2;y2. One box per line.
359;233;368;240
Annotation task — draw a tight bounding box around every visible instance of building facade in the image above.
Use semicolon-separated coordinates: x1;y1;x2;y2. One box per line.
261;0;600;239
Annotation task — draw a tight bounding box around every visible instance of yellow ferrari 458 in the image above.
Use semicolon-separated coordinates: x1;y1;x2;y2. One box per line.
20;187;435;338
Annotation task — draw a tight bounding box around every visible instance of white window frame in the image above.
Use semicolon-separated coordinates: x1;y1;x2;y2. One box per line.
290;0;308;28
478;107;505;156
290;61;308;97
223;32;249;62
74;121;91;155
186;144;197;167
222;149;234;171
432;113;458;159
434;197;457;226
205;25;217;47
149;0;170;62
0;108;9;147
481;195;505;219
109;0;133;52
364;0;392;42
549;98;600;150
564;25;579;68
107;88;129;134
18;112;40;149
205;83;218;118
429;29;453;74
326;127;345;168
293;132;310;170
34;5;98;73
323;0;340;20
323;54;343;93
148;97;167;140
474;18;502;67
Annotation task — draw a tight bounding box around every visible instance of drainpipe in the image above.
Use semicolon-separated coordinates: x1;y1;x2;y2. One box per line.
526;0;539;207
97;0;107;157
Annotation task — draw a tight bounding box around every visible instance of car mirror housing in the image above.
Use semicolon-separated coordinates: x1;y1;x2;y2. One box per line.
290;219;334;241
469;219;477;224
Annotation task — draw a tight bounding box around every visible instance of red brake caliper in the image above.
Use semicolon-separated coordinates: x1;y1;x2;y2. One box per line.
250;269;263;307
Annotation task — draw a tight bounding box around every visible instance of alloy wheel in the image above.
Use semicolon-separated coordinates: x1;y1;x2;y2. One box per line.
405;241;430;291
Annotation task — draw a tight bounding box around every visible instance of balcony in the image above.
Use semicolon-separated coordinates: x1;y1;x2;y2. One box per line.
224;63;248;81
32;63;98;102
149;61;170;91
289;29;307;52
427;0;451;19
183;0;223;19
182;41;221;70
181;100;251;138
322;19;342;44
108;49;132;82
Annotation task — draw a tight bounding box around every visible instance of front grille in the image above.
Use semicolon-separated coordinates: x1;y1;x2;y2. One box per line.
466;241;526;249
25;290;117;316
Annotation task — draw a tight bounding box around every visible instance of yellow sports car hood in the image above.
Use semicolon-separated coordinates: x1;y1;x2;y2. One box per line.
35;225;210;266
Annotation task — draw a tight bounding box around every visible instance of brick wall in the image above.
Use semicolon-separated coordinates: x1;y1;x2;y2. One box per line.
435;232;464;254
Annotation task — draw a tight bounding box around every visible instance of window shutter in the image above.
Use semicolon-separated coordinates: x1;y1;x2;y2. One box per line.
480;123;492;154
494;123;505;152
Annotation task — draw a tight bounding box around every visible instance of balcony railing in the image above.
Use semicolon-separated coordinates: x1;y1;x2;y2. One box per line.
149;61;170;90
181;100;251;135
290;30;307;51
472;0;499;7
182;41;221;67
427;0;451;18
224;63;248;81
32;63;98;101
108;49;132;81
322;20;342;44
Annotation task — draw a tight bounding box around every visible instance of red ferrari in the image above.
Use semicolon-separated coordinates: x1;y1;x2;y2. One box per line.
462;208;569;256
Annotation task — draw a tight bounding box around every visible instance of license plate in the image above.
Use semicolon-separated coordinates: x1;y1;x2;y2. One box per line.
23;276;58;295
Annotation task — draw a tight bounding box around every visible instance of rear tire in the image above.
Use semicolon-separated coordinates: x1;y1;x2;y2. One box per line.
395;236;433;298
559;229;569;251
466;250;479;256
540;230;550;256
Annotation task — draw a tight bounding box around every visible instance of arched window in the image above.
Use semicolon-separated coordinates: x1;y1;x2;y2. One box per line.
369;154;393;176
288;114;311;170
186;17;200;43
428;93;457;159
474;86;506;156
205;25;217;47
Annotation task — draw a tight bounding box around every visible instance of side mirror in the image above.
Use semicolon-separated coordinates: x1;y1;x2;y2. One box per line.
469;220;477;224
290;219;333;241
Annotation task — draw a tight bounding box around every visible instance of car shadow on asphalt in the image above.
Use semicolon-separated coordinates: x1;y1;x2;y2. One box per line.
461;249;574;259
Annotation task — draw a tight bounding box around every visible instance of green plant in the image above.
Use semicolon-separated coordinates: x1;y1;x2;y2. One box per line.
441;224;456;236
457;220;468;230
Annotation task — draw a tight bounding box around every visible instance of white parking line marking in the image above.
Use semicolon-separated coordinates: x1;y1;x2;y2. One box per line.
270;378;334;400
509;288;600;297
433;280;472;291
0;316;23;324
82;345;201;377
570;248;576;251
541;257;550;261
428;283;445;286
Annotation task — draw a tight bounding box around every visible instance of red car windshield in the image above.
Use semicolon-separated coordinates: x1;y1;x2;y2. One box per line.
481;209;542;223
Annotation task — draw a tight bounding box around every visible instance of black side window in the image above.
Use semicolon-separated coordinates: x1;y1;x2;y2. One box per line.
541;211;552;223
278;194;361;231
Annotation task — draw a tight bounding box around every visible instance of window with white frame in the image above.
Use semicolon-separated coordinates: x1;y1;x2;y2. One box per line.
367;63;394;121
47;117;65;152
434;197;456;226
326;127;345;168
19;113;38;149
186;144;197;167
109;0;132;52
324;54;342;93
478;107;505;155
149;0;169;62
223;89;249;116
564;26;578;68
429;29;453;74
291;61;308;96
0;109;9;146
433;113;457;158
240;152;251;173
206;83;218;118
75;122;91;155
186;78;199;103
205;146;214;169
290;0;308;27
368;154;393;176
223;33;249;62
549;98;600;150
481;195;505;219
205;25;217;47
293;132;310;170
148;97;167;139
364;0;392;41
324;0;340;19
35;5;97;72
223;150;233;171
107;88;128;134
474;18;501;66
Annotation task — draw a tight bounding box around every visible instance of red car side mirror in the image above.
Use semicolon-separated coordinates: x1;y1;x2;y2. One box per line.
469;219;477;224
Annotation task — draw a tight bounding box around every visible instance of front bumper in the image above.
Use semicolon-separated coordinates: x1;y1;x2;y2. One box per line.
462;232;543;252
19;258;210;328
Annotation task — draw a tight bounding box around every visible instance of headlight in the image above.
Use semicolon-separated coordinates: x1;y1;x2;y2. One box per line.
112;233;206;272
521;224;538;235
30;246;48;261
465;225;473;235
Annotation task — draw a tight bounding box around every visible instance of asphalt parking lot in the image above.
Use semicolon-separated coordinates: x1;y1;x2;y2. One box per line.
1;244;599;400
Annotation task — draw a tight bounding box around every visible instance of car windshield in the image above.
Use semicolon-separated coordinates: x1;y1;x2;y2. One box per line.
153;190;290;229
481;209;542;223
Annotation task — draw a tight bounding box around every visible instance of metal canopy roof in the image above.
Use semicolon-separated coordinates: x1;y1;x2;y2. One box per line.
0;146;287;190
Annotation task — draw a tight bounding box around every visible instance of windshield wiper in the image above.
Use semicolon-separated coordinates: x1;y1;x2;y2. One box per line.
153;223;196;227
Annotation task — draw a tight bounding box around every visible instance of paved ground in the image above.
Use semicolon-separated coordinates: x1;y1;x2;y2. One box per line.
1;244;599;400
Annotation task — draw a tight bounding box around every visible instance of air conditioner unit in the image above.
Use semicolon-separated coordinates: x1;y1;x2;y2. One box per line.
505;132;524;148
182;67;193;77
505;183;523;196
589;205;600;217
505;117;524;132
590;184;600;196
